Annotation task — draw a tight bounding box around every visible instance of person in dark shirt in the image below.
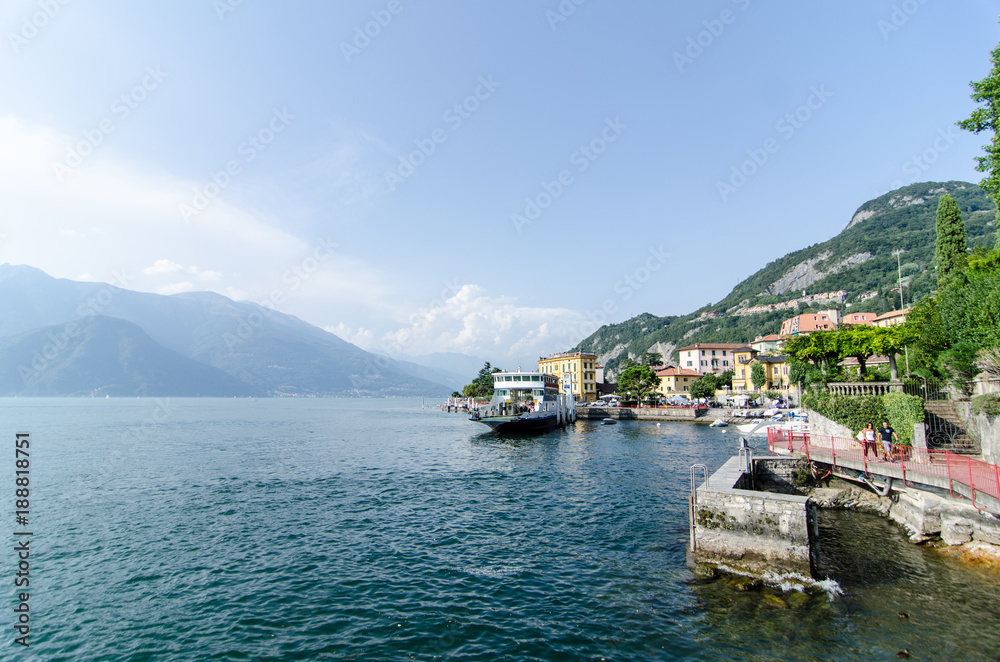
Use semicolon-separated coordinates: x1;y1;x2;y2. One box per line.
878;420;899;459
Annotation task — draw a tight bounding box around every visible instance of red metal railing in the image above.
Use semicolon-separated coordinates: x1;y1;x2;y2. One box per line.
768;428;1000;510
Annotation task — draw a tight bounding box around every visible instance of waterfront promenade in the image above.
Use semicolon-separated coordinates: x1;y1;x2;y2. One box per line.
768;429;1000;515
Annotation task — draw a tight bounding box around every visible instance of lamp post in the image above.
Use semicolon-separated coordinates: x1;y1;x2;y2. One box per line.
893;249;910;376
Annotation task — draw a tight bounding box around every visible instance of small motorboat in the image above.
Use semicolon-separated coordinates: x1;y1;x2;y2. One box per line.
602;418;617;425
710;419;728;427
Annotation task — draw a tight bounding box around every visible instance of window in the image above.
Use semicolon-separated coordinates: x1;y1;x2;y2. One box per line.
722;350;727;356
712;350;716;356
723;360;729;366
686;361;692;367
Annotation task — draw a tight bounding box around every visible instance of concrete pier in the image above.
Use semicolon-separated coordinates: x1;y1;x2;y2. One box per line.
690;455;818;577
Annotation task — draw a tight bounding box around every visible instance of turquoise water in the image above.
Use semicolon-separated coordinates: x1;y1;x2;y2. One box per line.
2;398;999;660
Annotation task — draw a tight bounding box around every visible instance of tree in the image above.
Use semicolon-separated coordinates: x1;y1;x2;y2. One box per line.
867;325;918;381
643;351;663;367
835;324;880;377
462;362;501;398
957;41;1000;248
935;194;968;289
716;370;734;390
617;365;661;403
750;361;766;391
688;376;716;401
784;331;840;370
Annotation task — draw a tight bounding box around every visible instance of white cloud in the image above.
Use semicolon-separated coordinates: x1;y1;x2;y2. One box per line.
144;259;185;275
371;284;589;364
157;281;195;295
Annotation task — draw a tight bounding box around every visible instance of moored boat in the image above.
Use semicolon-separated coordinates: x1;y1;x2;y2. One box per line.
469;371;575;435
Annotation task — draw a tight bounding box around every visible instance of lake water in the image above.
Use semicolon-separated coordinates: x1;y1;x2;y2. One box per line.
3;397;999;660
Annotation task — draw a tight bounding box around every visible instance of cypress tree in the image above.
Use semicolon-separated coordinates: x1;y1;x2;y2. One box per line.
935;194;967;289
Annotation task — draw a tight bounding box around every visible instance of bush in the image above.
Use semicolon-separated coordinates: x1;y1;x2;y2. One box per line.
804;390;923;445
882;392;923;445
972;393;1000;417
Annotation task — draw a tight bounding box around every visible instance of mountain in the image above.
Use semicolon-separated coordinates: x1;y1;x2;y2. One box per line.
403;352;491;386
575;181;998;377
0;316;254;396
0;265;451;397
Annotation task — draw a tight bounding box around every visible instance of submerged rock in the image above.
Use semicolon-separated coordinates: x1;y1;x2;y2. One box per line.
785;591;811;609
693;563;718;580
763;594;789;609
726;575;760;592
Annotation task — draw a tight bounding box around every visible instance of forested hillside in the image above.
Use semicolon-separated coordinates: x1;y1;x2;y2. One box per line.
576;181;997;378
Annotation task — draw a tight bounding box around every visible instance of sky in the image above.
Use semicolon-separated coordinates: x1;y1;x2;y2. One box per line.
1;1;998;371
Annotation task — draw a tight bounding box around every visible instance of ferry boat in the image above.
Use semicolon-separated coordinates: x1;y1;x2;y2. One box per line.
469;370;575;435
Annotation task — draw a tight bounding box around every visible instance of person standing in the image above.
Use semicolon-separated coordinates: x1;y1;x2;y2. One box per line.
864;423;877;460
878;420;899;460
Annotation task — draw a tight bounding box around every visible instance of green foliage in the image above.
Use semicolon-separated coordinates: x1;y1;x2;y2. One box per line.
935;194;968;288
968;245;1000;274
451;391;461;398
882;391;924;445
617;365;660;402
957;42;1000;231
937;268;1000;348
804;390;923;446
785;332;840;370
751;361;766;390
835;324;880;376
971;393;1000;417
939;342;981;394
787;359;811;387
461;362;501;398
643;352;663;366
688;377;716;400
717;370;734;389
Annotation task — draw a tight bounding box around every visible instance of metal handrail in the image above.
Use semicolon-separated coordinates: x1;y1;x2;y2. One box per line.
766;428;1000;510
690;464;708;504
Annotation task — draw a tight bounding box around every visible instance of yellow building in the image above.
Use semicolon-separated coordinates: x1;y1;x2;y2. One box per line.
733;351;795;398
537;351;599;402
654;367;703;398
731;346;757;391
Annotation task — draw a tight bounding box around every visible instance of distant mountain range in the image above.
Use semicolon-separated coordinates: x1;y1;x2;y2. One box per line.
575;181;998;377
0;265;452;397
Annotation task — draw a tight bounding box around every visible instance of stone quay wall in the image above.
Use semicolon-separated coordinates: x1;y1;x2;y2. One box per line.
691;456;817;576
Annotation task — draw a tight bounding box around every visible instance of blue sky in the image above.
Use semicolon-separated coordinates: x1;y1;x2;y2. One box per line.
1;0;997;369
